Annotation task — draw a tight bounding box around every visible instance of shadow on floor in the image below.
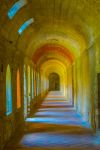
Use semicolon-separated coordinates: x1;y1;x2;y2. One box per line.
4;91;100;150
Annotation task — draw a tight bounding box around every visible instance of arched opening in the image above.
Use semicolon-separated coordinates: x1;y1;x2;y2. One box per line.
28;66;31;105
6;65;12;115
37;72;40;95
31;68;34;99
17;69;21;108
49;73;60;91
34;70;37;97
24;65;27;118
8;0;27;19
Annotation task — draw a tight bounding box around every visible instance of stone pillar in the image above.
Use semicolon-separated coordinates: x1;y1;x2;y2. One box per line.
95;38;100;131
97;74;100;128
20;63;25;125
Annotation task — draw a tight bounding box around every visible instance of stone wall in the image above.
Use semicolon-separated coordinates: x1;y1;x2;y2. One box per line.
0;43;49;149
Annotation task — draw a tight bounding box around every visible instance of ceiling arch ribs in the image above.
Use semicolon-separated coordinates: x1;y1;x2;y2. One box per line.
0;0;100;61
32;44;74;66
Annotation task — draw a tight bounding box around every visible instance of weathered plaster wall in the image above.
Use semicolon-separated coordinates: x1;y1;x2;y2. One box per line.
69;45;97;130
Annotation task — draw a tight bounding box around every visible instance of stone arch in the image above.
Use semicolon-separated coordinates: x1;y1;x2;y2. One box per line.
49;72;60;91
6;65;12;115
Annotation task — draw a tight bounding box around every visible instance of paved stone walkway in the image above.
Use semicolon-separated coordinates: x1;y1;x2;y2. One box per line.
4;92;100;150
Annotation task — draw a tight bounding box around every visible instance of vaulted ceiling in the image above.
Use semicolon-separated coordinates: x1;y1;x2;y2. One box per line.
0;0;100;65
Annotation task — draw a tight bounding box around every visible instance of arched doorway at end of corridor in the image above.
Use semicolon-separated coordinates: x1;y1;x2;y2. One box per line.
49;73;60;91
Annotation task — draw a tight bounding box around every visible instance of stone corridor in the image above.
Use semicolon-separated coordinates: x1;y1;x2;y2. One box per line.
4;92;100;150
0;1;100;149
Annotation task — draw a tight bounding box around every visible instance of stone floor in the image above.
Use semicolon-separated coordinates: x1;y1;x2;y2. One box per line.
4;91;100;150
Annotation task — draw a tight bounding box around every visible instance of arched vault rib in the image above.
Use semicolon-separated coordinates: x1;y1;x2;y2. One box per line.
40;59;67;74
32;44;74;65
26;25;87;59
1;0;100;60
